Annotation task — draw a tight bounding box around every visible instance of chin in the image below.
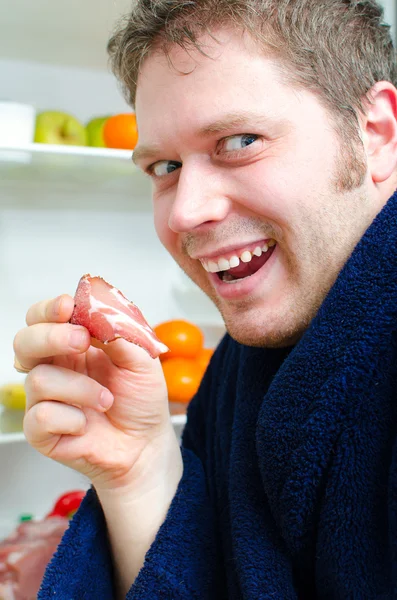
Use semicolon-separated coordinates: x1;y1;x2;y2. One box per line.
220;314;303;349
217;293;317;348
183;264;317;348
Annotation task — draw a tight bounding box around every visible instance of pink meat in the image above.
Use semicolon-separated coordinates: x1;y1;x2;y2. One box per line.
0;578;23;600
6;540;59;599
14;518;68;542
70;274;169;359
0;518;69;600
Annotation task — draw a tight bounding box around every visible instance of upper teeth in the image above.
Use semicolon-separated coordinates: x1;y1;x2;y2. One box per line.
201;240;276;273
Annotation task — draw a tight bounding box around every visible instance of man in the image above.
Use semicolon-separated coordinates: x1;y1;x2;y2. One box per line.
13;0;397;597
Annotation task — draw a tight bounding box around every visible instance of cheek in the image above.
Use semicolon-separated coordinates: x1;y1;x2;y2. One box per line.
153;201;210;290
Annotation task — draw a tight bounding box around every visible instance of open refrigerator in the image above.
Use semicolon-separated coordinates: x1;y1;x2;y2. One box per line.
0;0;395;597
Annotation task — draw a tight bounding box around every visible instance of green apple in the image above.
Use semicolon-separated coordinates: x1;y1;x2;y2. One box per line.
86;116;110;147
34;111;87;146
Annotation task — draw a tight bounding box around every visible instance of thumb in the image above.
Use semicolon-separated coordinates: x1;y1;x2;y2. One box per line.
90;337;161;373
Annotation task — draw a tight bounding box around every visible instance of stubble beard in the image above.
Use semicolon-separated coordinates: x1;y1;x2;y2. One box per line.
179;135;369;348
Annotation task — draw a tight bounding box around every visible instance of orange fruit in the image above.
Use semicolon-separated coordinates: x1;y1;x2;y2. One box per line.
103;113;138;150
162;357;204;404
196;347;214;372
154;319;204;362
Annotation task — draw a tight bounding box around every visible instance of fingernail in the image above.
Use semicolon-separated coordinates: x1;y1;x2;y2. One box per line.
100;389;114;410
69;329;87;349
53;295;63;318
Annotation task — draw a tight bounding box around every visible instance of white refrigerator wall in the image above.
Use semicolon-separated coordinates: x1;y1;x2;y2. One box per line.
0;58;131;121
382;0;396;42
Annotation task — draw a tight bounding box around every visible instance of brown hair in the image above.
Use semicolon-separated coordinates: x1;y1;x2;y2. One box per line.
108;0;397;189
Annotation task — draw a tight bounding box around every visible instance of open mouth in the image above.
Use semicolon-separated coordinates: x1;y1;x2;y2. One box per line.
200;239;277;284
219;246;276;283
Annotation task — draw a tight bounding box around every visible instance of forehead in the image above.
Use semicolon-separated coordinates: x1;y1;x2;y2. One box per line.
135;29;288;119
133;28;326;153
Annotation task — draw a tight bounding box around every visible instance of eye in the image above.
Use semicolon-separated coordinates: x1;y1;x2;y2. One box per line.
149;160;182;177
220;134;259;152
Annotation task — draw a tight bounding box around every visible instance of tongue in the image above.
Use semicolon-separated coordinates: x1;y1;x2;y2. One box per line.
226;252;270;279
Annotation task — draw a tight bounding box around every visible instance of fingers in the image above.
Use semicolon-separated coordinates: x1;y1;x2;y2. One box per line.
25;294;75;326
24;364;114;413
13;322;91;372
93;337;161;373
24;402;87;447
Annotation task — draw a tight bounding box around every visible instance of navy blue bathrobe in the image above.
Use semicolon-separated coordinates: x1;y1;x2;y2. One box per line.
39;190;397;599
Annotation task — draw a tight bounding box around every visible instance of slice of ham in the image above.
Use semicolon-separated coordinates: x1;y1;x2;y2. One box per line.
70;274;169;359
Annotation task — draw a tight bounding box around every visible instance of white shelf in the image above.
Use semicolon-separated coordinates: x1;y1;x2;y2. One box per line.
0;143;152;209
170;414;188;428
0;414;187;445
0;431;27;444
0;143;133;160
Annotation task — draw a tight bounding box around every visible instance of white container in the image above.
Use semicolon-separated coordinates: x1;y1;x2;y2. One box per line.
0;101;35;145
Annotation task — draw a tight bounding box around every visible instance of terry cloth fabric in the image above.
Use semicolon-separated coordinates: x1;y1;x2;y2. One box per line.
39;189;397;599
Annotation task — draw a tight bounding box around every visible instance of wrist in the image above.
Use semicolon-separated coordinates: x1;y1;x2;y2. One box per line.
95;432;183;591
95;425;183;505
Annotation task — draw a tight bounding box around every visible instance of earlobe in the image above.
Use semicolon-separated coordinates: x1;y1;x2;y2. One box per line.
364;82;397;183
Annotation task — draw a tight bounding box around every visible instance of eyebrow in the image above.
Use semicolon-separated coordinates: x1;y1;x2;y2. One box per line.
132;110;286;165
198;111;281;136
132;144;163;166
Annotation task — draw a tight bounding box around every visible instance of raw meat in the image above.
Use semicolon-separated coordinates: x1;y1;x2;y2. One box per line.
0;517;69;600
70;274;169;359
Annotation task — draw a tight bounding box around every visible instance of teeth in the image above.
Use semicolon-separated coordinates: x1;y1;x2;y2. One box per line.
218;257;231;271
201;240;276;273
229;256;240;268
241;251;252;263
208;261;219;273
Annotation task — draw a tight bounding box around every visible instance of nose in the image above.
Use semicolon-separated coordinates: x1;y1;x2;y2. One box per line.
168;160;232;233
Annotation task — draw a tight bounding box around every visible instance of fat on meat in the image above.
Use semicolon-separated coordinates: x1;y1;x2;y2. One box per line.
70;274;169;359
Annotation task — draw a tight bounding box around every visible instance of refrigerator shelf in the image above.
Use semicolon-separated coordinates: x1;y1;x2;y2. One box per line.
0;413;187;446
0;143;151;208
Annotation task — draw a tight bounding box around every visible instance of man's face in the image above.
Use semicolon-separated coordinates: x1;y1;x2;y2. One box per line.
134;29;377;347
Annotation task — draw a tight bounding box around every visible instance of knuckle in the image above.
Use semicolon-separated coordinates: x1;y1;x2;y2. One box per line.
44;324;63;350
25;364;49;396
33;401;52;427
23;411;37;444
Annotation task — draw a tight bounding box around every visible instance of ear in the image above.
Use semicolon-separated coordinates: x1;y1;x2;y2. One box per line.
363;82;397;183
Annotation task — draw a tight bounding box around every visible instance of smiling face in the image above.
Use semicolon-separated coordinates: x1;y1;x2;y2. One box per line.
134;29;380;347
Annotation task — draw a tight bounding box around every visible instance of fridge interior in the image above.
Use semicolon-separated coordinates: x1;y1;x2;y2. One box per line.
0;0;225;539
0;0;395;595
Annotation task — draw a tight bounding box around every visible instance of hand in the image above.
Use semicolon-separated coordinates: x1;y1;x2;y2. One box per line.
13;294;180;494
